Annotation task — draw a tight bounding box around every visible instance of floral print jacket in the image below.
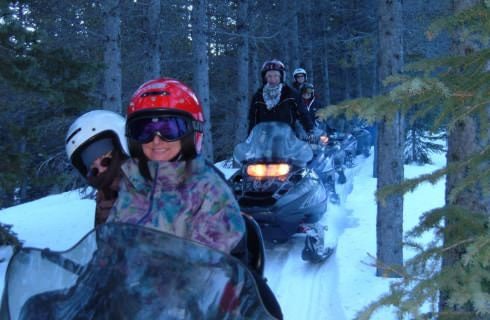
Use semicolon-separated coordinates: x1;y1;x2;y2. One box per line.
109;156;245;254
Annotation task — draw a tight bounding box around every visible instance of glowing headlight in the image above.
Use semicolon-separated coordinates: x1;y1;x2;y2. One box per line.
246;163;291;178
319;135;329;144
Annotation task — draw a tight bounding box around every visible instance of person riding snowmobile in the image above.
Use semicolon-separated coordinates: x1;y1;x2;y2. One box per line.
300;83;335;135
65;110;129;226
108;78;283;318
109;77;245;254
232;121;335;263
248;59;314;138
292;67;307;92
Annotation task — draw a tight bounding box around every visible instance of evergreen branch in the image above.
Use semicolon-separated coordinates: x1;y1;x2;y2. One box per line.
376;166;447;203
449;99;490;126
0;223;22;247
378;144;490;203
363;252;407;278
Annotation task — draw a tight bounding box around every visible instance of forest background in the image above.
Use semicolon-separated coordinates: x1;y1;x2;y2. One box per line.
1;0;490;318
0;0;452;207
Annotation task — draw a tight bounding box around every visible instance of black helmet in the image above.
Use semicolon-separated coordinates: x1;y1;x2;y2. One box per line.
301;82;315;95
261;59;286;83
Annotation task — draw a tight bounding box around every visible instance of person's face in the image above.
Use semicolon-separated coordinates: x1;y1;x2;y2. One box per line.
88;151;112;177
265;70;281;86
302;91;312;100
142;135;182;161
295;74;305;84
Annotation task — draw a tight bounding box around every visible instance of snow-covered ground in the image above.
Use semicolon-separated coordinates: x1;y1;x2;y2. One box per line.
0;150;446;319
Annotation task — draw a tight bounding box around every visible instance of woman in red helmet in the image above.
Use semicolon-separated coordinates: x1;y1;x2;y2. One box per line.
248;59;314;135
108;78;245;254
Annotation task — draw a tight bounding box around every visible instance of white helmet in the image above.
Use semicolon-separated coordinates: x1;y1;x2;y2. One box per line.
293;68;307;80
65;110;129;176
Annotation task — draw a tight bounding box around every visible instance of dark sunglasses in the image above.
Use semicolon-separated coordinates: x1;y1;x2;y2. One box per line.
87;156;112;177
128;116;193;144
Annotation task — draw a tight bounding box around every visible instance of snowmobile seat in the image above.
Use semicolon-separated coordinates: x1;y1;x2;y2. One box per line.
243;213;266;276
230;213;266;277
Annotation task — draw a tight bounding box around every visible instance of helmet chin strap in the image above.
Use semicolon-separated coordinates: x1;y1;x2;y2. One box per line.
192;120;204;132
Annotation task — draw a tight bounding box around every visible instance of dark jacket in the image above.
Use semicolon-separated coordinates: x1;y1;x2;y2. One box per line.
302;96;336;135
302;96;323;122
94;174;121;226
88;149;127;227
291;81;303;93
248;84;314;134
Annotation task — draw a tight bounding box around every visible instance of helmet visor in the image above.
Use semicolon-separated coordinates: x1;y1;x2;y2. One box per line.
128;116;193;144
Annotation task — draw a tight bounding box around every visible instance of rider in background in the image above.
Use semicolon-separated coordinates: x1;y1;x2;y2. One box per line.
300;83;335;136
291;67;307;92
248;59;314;137
65;110;129;227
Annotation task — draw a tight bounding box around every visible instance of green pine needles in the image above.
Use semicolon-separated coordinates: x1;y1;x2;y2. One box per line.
319;3;490;319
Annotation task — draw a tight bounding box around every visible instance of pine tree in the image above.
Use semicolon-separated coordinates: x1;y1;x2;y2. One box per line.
404;116;446;165
0;2;98;207
318;3;490;319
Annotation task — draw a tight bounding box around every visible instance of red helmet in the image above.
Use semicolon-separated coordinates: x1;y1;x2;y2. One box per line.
126;78;204;153
261;59;286;83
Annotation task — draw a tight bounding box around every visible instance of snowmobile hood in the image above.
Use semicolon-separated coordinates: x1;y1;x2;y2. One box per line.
234;122;313;167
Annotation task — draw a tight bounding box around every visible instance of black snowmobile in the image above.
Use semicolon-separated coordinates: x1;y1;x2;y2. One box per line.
351;125;372;157
306;128;341;204
229;122;334;263
328;131;358;169
0;222;281;320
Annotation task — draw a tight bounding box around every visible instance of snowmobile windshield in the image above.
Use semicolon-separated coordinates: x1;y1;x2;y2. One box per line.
234;121;313;167
0;223;276;320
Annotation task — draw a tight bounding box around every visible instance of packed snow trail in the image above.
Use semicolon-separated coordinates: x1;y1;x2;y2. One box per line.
264;155;367;320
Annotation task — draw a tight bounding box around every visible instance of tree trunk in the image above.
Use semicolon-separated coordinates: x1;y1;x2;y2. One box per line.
101;0;122;113
303;0;314;82
439;0;488;314
233;0;250;145
143;0;161;81
343;64;351;100
354;52;363;97
372;34;380;178
375;0;405;277
191;0;213;161
250;37;260;91
319;1;331;105
288;0;300;71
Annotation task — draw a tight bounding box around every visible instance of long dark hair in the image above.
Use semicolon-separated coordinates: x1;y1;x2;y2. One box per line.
129;133;197;181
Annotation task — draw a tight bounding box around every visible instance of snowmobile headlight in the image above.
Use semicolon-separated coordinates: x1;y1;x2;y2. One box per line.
246;163;291;179
319;135;329;145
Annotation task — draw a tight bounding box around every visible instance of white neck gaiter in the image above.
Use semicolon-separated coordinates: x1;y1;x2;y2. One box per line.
262;83;283;110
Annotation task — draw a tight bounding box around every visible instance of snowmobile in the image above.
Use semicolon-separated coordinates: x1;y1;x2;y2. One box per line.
327;131;358;169
351;125;372;157
304;128;341;204
229;122;334;263
0;222;281;320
